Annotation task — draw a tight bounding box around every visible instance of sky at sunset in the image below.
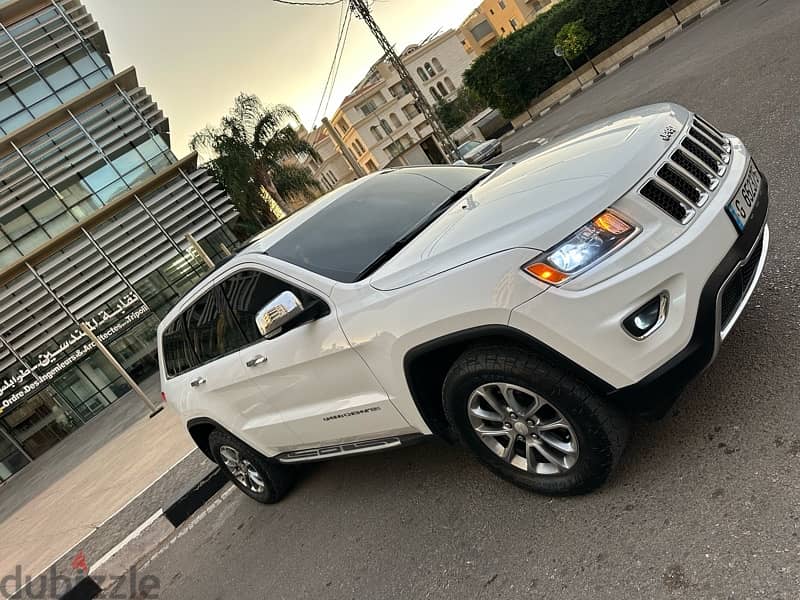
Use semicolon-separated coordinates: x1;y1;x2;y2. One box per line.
82;0;474;157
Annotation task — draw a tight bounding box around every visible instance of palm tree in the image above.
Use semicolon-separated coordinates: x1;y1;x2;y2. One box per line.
191;94;322;232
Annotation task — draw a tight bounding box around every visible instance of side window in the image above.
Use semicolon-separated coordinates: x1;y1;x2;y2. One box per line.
220;269;322;344
185;288;246;364
162;315;197;377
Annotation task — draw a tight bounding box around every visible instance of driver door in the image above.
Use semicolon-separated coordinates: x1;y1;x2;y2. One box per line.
219;261;410;452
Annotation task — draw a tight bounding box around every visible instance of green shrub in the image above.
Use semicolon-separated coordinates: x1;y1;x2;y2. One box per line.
463;0;677;117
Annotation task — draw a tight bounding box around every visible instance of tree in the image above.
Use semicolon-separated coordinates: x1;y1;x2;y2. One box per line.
191;94;321;233
555;19;598;75
436;87;488;132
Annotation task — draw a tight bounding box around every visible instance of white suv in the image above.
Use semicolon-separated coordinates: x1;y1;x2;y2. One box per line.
158;104;768;501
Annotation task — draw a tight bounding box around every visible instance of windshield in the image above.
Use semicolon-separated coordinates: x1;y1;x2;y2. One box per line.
267;167;489;283
458;141;481;156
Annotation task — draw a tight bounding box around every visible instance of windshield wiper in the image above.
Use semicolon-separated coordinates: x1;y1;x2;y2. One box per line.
353;171;493;281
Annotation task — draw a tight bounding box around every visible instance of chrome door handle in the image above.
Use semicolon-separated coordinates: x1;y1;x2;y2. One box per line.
245;354;268;368
190;377;207;387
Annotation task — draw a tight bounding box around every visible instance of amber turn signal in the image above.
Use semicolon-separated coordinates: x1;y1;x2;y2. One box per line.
524;262;568;284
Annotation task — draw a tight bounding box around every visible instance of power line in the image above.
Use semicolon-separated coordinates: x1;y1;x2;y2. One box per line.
346;0;457;160
272;0;342;5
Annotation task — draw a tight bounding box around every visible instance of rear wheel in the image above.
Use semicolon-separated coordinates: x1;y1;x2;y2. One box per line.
209;430;295;503
443;345;629;495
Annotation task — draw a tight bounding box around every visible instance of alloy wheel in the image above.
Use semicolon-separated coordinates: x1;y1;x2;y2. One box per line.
219;445;266;493
467;382;579;475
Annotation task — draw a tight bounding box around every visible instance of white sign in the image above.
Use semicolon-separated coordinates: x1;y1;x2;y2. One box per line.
0;292;149;414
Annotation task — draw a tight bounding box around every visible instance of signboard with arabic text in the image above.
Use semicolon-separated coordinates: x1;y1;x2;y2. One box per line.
0;292;150;415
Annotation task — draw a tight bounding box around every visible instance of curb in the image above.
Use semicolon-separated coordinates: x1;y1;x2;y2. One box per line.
50;467;228;600
517;0;733;130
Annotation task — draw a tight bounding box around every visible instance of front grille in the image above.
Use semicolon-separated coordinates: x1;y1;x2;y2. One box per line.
640;181;690;222
658;164;704;204
720;237;763;329
672;150;716;189
639;115;729;223
682;137;722;173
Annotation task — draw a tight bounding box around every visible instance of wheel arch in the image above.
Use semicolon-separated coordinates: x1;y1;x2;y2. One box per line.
402;325;615;440
187;417;231;460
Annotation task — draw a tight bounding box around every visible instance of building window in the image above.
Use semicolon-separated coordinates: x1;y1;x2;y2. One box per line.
498;0;506;8
470;20;495;41
489;8;494;15
327;171;338;184
364;159;378;173
370;125;384;141
416;67;429;82
424;62;436;77
360;98;380;117
379;118;392;134
0;45;112;136
510;18;519;31
431;86;441;101
444;77;456;92
500;27;506;34
402;103;420;120
432;58;443;73
336;119;349;135
389;113;402;128
436;82;448;97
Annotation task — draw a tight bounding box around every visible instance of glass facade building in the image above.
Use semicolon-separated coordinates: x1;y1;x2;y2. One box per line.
0;0;238;481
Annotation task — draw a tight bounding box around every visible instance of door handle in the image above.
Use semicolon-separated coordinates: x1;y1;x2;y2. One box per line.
190;377;207;387
245;354;268;368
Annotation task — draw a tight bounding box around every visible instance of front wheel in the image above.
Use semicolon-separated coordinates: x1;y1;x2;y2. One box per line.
443;345;629;495
209;430;295;503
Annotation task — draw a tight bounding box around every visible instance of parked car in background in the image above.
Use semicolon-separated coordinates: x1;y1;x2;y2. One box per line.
456;138;503;164
159;103;768;503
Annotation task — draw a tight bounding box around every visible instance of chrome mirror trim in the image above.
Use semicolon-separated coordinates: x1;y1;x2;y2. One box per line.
255;291;304;338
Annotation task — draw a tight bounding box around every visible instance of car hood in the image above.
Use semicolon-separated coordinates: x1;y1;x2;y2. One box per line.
370;103;690;291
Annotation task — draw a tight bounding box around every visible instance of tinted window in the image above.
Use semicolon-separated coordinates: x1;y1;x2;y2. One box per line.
267;167;487;283
162;316;197;377
220;270;321;343
185;288;246;364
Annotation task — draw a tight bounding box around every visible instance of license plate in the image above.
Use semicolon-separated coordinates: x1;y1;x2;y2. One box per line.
726;161;761;232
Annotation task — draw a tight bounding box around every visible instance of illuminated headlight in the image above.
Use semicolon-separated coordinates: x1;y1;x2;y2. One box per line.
523;210;638;285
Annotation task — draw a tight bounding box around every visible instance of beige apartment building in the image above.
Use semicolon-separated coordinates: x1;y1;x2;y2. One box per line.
459;0;563;56
301;29;472;190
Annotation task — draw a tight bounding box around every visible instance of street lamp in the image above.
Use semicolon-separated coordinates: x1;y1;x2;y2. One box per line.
554;45;577;81
663;0;680;24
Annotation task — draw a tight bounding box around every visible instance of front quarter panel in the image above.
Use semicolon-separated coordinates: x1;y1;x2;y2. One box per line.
333;248;547;433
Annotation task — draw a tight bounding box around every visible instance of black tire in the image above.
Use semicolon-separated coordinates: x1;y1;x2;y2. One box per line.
442;345;629;496
208;430;295;503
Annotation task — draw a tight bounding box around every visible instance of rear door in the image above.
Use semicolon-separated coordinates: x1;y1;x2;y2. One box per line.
219;261;411;451
162;285;297;455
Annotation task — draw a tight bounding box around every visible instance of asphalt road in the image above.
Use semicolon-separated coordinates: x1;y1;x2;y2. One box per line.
130;1;800;598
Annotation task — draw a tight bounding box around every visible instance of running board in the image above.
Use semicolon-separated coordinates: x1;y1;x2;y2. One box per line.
275;435;422;464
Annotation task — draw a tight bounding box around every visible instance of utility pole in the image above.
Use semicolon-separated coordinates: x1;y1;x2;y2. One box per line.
347;0;457;162
322;117;367;177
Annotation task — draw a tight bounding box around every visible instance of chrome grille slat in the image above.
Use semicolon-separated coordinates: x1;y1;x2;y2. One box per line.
657;164;708;206
688;126;730;163
682;137;725;175
671;150;718;190
694;114;726;140
639;114;728;224
640;181;694;223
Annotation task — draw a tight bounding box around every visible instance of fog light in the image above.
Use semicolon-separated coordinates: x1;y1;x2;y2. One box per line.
623;292;669;340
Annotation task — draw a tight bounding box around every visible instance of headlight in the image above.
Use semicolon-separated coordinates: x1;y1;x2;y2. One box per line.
523;210;637;285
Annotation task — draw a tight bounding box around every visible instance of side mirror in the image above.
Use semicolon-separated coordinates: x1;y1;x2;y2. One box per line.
255;291;304;338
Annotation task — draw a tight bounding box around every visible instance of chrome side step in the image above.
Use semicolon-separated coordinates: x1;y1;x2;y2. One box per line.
275;435;421;464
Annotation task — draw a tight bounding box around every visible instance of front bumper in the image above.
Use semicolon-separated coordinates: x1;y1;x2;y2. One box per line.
612;178;768;417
